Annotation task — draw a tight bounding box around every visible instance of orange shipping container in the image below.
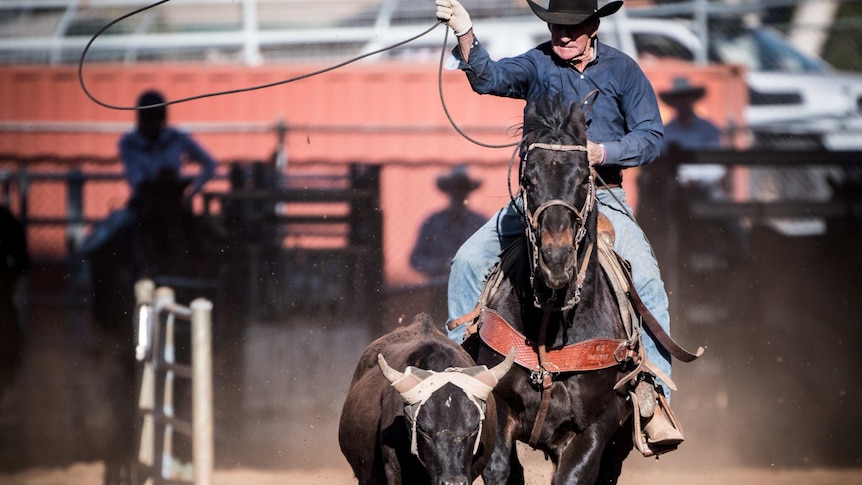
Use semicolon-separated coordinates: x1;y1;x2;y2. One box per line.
0;61;746;286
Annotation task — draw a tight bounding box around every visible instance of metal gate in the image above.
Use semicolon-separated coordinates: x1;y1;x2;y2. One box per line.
134;279;214;485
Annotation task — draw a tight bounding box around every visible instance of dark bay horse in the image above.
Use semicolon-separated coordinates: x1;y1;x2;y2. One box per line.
464;95;639;484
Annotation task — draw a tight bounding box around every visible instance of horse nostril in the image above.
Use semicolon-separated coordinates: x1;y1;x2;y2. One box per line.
440;476;469;485
541;245;573;265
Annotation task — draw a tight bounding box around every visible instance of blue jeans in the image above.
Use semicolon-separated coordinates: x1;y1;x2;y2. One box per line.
446;188;673;394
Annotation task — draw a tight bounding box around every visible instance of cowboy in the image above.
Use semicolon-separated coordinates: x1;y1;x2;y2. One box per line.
656;76;749;265
659;76;726;193
120;90;216;205
411;165;487;278
82;90;218;255
435;0;684;449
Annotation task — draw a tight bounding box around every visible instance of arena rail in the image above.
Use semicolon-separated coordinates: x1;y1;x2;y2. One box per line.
134;279;214;485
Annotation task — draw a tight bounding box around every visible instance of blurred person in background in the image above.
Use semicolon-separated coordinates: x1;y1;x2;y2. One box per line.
658;76;748;260
120;89;216;208
659;76;725;197
82;89;217;255
411;166;487;320
411;165;487;278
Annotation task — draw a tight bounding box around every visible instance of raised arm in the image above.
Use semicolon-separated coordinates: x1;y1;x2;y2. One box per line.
435;0;473;60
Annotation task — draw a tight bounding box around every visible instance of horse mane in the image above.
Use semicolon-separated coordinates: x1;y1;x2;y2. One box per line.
522;93;588;147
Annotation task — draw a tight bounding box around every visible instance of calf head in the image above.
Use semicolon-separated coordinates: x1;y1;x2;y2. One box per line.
377;350;515;484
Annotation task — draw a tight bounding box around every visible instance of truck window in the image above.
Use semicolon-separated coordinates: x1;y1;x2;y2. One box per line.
633;33;695;62
709;27;826;73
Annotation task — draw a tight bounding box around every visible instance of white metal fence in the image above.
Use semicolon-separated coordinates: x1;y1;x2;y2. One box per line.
134;279;214;485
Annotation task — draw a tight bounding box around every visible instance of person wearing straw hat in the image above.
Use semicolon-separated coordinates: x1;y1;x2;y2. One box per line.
435;0;684;449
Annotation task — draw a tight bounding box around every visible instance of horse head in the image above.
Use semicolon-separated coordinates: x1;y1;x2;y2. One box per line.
520;94;594;304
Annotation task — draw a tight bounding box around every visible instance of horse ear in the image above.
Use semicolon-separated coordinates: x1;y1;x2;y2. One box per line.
524;100;541;130
568;100;584;124
568;101;587;140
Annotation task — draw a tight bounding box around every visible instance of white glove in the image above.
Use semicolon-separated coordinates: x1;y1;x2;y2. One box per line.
436;0;472;37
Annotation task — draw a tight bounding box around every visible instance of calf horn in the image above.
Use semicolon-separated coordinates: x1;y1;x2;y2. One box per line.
476;347;517;388
378;349;517;400
377;353;403;383
378;353;427;395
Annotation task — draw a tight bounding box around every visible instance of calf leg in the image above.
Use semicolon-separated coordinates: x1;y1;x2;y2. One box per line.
506;446;525;485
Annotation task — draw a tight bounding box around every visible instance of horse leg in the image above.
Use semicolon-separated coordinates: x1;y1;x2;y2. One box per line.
481;410;522;485
506;446;525;485
553;421;615;485
594;417;634;485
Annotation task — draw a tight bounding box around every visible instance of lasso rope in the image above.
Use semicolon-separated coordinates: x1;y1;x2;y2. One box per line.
77;0;638;223
78;0;438;111
76;0;518;148
436;28;519;149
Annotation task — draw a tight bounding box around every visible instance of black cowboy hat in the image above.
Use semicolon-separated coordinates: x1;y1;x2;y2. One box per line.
659;77;706;105
437;165;482;195
527;0;623;26
136;89;167;122
136;89;168;140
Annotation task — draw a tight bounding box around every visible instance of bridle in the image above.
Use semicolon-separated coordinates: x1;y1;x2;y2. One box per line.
520;142;596;311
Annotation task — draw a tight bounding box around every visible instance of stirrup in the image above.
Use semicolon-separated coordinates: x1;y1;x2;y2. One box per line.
629;389;684;457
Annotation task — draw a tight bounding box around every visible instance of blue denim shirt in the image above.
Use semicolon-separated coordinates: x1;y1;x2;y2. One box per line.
455;36;664;172
119;126;216;197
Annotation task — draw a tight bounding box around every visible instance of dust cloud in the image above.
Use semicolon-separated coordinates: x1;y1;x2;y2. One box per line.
0;225;860;484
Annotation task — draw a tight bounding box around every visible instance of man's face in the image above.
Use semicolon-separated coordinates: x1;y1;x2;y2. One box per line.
548;19;599;63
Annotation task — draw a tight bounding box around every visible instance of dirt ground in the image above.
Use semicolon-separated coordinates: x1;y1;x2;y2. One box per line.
2;457;862;485
1;225;861;484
